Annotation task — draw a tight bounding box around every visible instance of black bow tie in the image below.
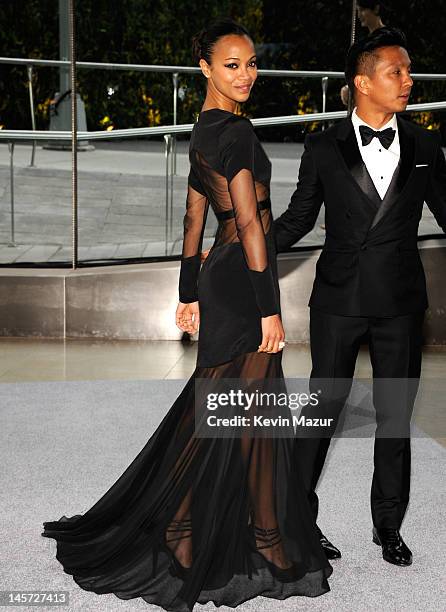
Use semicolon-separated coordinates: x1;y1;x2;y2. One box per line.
359;125;396;149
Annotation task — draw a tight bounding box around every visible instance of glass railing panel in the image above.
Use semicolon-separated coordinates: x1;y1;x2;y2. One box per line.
0;140;72;265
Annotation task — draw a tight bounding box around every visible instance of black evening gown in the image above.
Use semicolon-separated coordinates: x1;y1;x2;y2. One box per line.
42;109;333;611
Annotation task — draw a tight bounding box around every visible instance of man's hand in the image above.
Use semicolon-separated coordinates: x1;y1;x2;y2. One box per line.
258;314;285;354
200;249;210;262
176;301;200;334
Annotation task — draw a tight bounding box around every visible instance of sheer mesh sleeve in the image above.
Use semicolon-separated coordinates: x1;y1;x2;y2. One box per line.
220;119;279;317
178;167;209;303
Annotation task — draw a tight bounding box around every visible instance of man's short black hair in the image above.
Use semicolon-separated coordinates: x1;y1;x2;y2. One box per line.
345;26;408;96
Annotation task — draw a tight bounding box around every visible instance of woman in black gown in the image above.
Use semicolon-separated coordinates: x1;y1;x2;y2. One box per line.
42;18;333;611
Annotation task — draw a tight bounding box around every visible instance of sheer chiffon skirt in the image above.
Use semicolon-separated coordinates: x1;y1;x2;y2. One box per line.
42;350;332;611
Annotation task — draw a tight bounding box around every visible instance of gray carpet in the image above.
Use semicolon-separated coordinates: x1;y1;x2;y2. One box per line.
1;379;445;611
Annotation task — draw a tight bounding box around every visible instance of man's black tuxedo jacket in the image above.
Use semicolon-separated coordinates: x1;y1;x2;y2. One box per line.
273;116;446;317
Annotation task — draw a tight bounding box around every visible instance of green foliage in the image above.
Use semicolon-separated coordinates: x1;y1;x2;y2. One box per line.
0;1;58;129
0;0;444;140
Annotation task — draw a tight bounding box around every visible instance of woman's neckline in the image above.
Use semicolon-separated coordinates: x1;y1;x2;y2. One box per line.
199;108;236;115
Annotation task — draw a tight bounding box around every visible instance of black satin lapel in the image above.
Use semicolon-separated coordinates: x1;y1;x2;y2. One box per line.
336;124;382;210
395;116;416;193
369;159;401;230
369;117;416;231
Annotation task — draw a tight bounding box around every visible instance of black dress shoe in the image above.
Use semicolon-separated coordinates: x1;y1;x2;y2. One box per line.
316;526;341;559
372;527;412;566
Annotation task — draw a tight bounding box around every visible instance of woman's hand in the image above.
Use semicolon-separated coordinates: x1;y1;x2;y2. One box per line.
176;302;200;334
340;84;349;107
258;314;285;354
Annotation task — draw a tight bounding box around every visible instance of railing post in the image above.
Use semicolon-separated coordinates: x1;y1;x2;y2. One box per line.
164;134;172;256
69;0;78;270
172;72;178;175
170;134;174;243
350;0;358;44
7;142;15;246
26;65;37;167
348;0;358;114
321;76;328;130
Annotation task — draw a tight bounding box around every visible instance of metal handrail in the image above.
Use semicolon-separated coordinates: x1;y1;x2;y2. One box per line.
2;101;446;261
4;54;446;172
1;101;446;141
0;56;344;78
2;106;351;252
2;56;446;81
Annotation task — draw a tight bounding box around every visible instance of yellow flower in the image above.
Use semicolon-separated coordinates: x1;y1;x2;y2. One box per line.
141;91;161;126
411;111;439;131
36;97;52;119
296;93;318;132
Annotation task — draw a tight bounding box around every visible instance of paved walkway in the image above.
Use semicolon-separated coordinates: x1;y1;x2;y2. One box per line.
0;141;442;264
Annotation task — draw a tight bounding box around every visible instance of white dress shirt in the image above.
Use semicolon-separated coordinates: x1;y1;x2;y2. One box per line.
351;107;400;199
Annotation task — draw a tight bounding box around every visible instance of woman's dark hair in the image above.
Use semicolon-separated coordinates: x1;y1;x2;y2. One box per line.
345;26;407;95
191;18;252;64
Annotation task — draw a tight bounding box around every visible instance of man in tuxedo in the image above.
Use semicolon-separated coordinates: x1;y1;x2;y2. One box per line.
274;27;446;566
